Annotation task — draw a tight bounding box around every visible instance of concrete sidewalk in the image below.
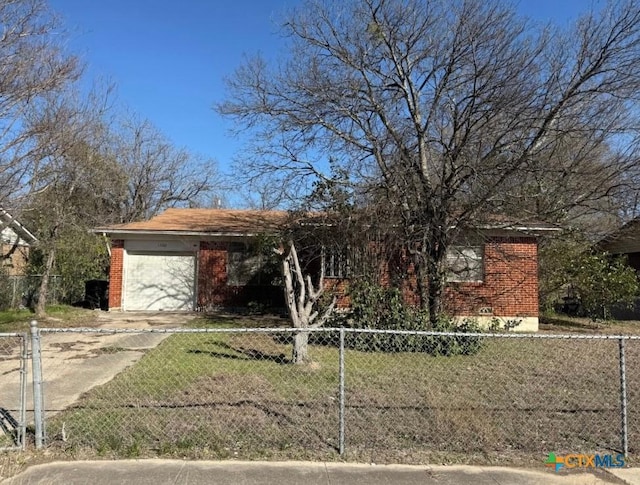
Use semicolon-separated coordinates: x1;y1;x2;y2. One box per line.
0;460;631;485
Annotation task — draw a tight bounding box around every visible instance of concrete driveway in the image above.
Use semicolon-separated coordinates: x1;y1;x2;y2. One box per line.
0;312;195;421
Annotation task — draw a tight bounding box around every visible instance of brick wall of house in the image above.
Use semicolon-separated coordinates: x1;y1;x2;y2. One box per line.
324;278;351;308
323;236;539;318
108;240;124;309
197;241;285;309
197;241;229;308
444;236;538;317
109;235;539;318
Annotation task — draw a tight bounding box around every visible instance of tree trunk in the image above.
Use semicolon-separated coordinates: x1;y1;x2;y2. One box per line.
413;259;444;327
427;271;443;327
277;239;336;365
414;259;430;311
35;248;55;318
292;332;309;364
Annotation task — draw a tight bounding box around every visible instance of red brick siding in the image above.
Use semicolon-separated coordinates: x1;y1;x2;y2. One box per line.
323;237;539;317
108;240;124;309
444;237;538;317
110;236;539;317
197;241;228;307
325;278;351;308
197;241;284;308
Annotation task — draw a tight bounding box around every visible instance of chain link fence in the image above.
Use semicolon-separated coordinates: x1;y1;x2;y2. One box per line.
0;275;61;310
0;333;27;451
27;325;638;463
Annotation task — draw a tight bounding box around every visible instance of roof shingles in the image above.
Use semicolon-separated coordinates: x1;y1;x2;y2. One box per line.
98;208;290;235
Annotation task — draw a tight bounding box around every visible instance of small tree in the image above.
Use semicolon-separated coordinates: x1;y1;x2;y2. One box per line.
276;240;336;364
571;254;639;319
539;235;639;319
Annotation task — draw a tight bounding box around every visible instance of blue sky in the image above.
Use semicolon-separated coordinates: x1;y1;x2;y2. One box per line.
49;0;601;181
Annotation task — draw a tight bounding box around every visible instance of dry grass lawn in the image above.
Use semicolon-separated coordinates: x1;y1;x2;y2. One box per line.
42;324;640;466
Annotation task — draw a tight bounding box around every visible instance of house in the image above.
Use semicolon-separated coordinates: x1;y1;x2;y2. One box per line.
596;218;640;319
96;209;289;314
598;218;640;272
96;208;557;331
0;208;37;276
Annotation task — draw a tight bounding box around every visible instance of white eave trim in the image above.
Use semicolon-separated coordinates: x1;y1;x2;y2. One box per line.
476;225;561;232
0;208;38;244
93;224;560;239
92;229;260;238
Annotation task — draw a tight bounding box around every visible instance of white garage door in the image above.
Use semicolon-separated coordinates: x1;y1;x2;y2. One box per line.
124;252;196;311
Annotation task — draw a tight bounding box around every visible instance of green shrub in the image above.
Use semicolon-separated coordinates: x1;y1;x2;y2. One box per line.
321;280;484;356
0;270;14;310
539;234;640;320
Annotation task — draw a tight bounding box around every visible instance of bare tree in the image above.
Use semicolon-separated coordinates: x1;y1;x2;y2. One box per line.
235;174;290;210
113;116;218;222
22;91;222;314
219;0;640;324
276;239;336;364
0;0;79;204
23;86;116;316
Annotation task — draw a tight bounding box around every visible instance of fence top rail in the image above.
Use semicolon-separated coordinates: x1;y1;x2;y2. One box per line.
0;332;26;338
35;326;640;340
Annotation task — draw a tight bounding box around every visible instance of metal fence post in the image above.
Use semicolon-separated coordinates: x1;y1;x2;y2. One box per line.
619;337;629;457
11;276;17;308
19;335;27;450
30;320;44;449
339;328;346;456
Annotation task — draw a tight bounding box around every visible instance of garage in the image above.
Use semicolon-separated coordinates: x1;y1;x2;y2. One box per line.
99;209;287;311
123;252;196;311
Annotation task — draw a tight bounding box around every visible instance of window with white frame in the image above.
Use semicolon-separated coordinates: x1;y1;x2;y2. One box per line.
446;246;484;282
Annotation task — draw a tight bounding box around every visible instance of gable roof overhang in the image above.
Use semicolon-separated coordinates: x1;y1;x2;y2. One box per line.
95;208;560;242
598;218;640;254
94;208;291;239
469;223;561;237
0;208;38;245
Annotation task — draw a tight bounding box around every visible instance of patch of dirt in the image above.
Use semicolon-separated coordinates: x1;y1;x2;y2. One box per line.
175;373;279;405
540;314;640;335
93;311;199;329
65;354;94;360
50;342;78;352
199;311;288;328
304;361;322;372
49;340;100;352
91;346;129;355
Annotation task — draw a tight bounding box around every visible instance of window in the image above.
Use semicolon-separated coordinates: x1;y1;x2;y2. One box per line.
227;243;262;286
446;246;483;282
323;245;360;278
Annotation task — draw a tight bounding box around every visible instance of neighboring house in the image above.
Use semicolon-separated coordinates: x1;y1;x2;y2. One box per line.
596;218;640;319
598;218;640;272
0;208;37;276
96;208;557;331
